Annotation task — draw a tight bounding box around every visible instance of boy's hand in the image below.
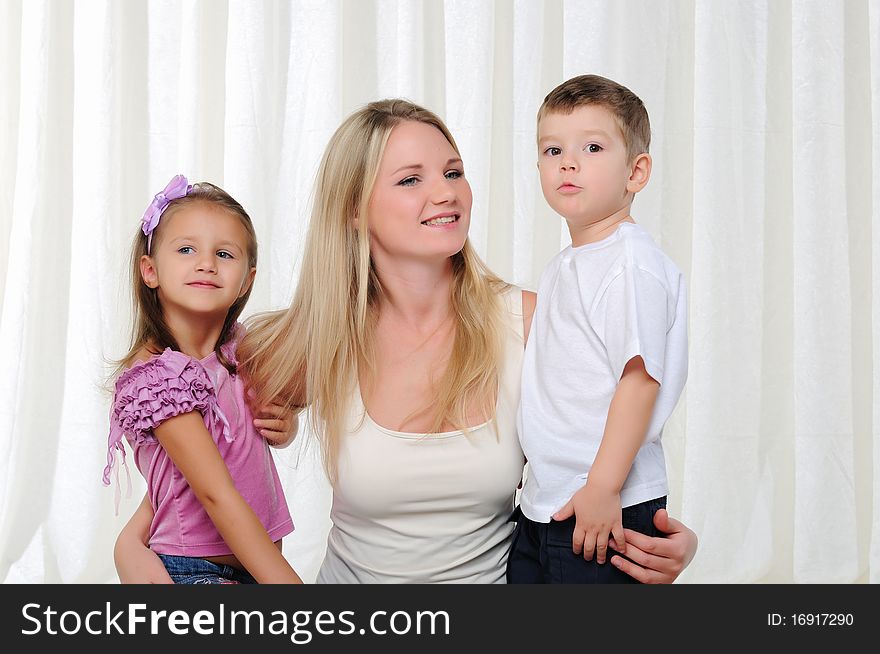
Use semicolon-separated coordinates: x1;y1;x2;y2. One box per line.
254;402;298;448
553;482;625;564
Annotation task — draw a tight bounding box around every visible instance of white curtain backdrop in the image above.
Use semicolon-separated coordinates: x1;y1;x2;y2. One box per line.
1;0;877;583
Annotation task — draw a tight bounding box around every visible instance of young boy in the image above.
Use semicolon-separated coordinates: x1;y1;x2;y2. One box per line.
509;74;688;583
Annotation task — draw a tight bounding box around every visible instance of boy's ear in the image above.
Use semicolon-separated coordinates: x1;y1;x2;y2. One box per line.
140;255;159;288
239;267;257;298
626;153;652;194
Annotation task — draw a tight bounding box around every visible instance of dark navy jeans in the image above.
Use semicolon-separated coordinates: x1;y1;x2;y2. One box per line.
158;553;257;585
506;496;667;584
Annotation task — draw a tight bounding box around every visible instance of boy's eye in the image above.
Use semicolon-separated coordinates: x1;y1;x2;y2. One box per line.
544;147;561;156
398;176;419;186
585;143;603;153
178;246;194;254
217;250;234;259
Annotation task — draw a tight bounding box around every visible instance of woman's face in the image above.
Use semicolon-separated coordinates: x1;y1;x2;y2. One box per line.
365;120;472;266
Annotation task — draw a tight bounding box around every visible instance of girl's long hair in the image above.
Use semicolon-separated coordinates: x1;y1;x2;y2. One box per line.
115;182;258;378
239;99;508;481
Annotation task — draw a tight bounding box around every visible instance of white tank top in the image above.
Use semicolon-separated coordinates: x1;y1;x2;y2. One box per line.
317;287;526;583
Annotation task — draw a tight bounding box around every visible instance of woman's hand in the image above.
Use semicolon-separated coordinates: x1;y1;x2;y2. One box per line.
254;402;299;448
608;509;697;583
114;494;172;584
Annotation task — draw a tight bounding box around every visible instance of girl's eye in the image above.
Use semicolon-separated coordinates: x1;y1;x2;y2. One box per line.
217;251;234;259
585;143;603;153
398;176;419;187
544;146;562;156
445;170;463;180
178;246;194;254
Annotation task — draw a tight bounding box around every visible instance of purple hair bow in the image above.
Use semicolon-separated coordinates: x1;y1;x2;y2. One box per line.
142;174;191;253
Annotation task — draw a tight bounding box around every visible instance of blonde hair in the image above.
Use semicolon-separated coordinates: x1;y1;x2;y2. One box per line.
239;99;509;481
537;74;651;161
116;182;258;378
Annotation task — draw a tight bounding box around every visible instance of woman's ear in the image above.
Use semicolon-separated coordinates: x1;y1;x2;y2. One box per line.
626;152;652;194
140;255;159;288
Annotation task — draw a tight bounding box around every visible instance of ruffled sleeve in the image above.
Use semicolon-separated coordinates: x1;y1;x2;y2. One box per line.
102;349;232;508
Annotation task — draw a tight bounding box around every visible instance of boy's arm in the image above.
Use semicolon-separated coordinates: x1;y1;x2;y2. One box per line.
553;355;659;563
154;411;303;584
114;493;173;584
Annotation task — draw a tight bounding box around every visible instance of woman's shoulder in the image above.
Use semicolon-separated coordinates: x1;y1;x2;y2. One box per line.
495;284;536;343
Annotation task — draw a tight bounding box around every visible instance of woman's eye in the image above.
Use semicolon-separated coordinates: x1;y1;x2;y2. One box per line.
544;147;561;156
445;170;463;180
398;176;419;186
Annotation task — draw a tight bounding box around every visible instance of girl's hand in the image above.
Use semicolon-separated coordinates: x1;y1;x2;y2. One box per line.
608;509;697;583
254;402;299;448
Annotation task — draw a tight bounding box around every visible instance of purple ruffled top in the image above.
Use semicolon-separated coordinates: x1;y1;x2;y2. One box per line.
103;328;293;557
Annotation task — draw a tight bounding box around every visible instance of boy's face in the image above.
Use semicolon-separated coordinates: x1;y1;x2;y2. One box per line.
537;104;647;232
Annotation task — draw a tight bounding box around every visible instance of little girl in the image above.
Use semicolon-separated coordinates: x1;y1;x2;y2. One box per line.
102;175;302;584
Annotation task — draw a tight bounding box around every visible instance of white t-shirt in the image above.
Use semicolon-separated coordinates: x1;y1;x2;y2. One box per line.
317;287;526;583
518;222;687;522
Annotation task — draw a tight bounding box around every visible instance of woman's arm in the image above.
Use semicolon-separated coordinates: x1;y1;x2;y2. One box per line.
155;411;302;584
114;494;172;584
609;509;697;583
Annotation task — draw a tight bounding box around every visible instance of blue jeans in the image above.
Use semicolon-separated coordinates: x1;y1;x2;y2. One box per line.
506;496;667;584
157;553;257;585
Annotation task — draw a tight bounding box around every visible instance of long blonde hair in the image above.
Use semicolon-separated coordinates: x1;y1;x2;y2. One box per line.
239;99;509;481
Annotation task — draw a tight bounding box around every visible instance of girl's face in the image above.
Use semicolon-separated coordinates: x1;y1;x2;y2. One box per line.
140;201;256;321
365;120;472;266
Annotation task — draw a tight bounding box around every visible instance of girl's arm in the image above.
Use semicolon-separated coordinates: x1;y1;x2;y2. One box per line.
609;509;698;583
154;411;302;584
114;494;172;584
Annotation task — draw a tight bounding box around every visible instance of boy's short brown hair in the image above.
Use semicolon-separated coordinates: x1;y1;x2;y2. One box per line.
537;74;650;161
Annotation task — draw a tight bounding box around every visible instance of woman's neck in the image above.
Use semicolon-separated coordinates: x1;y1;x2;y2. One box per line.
373;257;454;333
163;310;225;360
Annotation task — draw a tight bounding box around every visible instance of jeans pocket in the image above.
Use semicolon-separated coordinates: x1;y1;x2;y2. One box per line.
621;497;667;536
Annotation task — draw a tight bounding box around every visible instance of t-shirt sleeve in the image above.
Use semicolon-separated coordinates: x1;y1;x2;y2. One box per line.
590;264;671;384
102;350;230;488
